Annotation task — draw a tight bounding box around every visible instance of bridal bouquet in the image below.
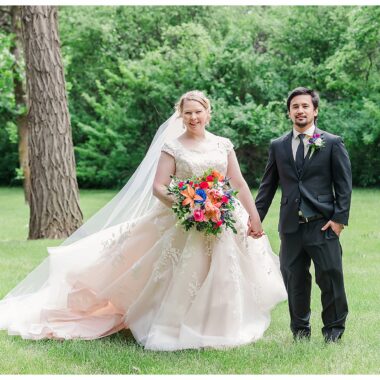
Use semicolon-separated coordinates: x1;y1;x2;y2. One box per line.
167;169;238;236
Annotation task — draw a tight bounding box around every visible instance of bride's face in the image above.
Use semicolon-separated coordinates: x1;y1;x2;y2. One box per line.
182;100;209;133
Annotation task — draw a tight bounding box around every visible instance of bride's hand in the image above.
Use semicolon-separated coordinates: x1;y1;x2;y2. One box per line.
247;216;265;239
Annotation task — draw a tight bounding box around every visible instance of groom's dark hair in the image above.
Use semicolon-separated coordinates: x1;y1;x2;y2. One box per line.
287;87;320;124
287;87;319;111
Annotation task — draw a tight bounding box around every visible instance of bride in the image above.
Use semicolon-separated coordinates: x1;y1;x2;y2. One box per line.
0;90;286;351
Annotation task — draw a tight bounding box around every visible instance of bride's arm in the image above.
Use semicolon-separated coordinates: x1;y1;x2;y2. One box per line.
226;150;264;238
153;152;176;208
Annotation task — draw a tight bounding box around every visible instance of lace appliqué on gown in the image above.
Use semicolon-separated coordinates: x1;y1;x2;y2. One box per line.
161;135;233;179
152;230;181;282
101;221;138;268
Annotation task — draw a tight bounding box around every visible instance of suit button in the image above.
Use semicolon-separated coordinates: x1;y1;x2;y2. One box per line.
295;198;299;203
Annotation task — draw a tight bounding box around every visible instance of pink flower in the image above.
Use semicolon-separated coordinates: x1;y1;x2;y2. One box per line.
216;220;223;227
178;182;184;188
200;181;209;189
221;195;229;203
193;209;206;222
206;175;214;181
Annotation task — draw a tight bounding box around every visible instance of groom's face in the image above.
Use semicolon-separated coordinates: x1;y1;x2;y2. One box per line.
288;94;318;129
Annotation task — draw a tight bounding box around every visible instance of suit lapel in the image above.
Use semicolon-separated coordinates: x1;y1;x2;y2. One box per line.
300;127;324;178
283;131;299;177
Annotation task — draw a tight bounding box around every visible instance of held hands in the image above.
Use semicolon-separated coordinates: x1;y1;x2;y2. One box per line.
247;216;265;239
321;220;345;237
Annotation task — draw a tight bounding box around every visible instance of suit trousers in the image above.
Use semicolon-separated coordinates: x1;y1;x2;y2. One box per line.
279;218;348;339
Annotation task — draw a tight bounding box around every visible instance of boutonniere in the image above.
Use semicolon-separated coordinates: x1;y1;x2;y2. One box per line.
307;133;325;157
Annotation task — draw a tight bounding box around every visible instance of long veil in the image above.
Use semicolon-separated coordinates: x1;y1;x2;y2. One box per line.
4;112;183;298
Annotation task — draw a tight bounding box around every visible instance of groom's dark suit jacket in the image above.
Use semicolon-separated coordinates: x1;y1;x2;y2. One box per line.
255;127;352;234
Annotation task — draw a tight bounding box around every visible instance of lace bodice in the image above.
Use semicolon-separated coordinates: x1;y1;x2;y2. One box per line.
161;134;234;179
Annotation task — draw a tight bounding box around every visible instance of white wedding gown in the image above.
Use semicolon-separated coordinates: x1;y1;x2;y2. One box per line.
0;135;286;351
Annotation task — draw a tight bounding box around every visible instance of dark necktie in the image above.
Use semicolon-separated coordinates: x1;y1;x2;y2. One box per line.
295;134;305;175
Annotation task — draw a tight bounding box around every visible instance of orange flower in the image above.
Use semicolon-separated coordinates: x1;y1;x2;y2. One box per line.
181;185;203;208
204;200;221;222
207;189;223;206
211;170;224;182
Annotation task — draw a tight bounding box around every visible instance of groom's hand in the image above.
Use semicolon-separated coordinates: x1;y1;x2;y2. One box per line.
247;216;265;239
248;228;265;239
321;220;345;236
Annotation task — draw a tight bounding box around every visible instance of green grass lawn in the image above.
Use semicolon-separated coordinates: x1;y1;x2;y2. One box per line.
0;187;379;374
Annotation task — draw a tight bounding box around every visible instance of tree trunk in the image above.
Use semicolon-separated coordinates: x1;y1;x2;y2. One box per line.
21;6;83;239
10;5;30;204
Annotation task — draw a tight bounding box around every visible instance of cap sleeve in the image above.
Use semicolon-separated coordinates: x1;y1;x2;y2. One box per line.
225;138;234;154
161;141;176;158
218;137;234;155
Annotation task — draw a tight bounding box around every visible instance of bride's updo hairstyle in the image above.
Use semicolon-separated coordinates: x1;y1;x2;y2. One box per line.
175;90;212;122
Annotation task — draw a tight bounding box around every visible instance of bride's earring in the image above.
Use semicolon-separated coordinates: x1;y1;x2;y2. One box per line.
182;122;186;130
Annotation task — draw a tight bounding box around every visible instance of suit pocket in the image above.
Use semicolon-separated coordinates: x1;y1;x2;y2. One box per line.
317;194;334;203
325;227;339;240
280;197;288;205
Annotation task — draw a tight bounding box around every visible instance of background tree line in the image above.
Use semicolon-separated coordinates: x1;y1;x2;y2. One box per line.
1;5;379;190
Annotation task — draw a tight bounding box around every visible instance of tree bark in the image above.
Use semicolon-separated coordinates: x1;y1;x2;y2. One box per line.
10;6;30;204
21;6;83;239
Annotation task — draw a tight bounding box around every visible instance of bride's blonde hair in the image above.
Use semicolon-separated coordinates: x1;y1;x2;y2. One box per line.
175;90;212;120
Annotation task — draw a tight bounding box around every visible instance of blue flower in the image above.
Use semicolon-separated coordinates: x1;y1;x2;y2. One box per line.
195;189;207;204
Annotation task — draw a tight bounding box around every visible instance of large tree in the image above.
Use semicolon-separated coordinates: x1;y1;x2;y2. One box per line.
0;6;29;200
11;6;30;203
21;6;82;239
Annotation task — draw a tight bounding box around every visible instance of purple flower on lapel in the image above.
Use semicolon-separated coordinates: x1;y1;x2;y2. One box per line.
307;133;325;157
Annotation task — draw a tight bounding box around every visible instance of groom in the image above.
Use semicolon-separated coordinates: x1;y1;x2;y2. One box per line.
255;87;352;342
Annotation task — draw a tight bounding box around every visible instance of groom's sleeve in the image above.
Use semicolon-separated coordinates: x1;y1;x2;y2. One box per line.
255;142;279;222
331;136;352;225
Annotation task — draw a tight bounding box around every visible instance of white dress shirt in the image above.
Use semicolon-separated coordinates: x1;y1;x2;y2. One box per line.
292;124;316;160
